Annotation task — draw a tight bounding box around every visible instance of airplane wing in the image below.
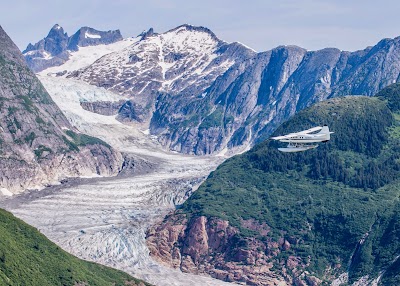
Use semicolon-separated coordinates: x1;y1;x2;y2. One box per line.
271;126;323;140
295;126;323;135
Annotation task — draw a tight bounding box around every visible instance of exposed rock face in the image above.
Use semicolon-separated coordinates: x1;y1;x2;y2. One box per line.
23;24;123;72
147;214;319;285
55;26;400;155
24;24;69;56
139;28;156;40
80;100;126;116
67;26;123;51
151;40;400;154
68;24;255;127
0;25;122;194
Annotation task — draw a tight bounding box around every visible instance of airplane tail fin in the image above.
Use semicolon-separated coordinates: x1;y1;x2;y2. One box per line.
318;125;330;134
318;125;333;141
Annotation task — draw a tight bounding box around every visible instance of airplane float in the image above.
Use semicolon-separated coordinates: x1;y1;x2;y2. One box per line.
271;125;333;152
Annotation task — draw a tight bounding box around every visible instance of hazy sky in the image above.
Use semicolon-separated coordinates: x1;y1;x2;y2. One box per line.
2;0;400;52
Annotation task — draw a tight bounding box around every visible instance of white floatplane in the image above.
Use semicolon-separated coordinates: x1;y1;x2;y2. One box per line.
271;125;333;153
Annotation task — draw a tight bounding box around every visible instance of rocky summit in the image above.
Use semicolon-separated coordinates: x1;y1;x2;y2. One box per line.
23;24;123;72
33;24;400;155
0;25;122;195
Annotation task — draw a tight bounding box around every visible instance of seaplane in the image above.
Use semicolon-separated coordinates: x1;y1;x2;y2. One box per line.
271;125;333;152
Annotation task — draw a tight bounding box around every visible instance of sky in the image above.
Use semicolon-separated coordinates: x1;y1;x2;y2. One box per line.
2;0;400;52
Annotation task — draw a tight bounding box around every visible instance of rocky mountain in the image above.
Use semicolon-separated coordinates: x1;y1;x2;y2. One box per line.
146;87;400;285
34;25;400;155
23;24;123;72
0;25;122;195
69;25;255;124
0;207;151;285
150;39;400;155
67;26;123;51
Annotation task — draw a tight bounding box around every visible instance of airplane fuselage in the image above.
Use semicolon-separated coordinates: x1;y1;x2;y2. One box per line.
279;134;330;143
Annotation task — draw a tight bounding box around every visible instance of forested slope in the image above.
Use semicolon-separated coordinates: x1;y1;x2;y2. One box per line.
0;208;151;286
147;88;400;285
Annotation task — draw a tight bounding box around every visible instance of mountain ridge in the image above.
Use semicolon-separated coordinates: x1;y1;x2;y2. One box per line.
146;87;400;285
0;25;122;194
23;24;123;72
28;24;400;156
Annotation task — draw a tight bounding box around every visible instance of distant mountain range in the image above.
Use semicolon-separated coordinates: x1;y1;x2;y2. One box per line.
24;24;400;156
23;24;122;72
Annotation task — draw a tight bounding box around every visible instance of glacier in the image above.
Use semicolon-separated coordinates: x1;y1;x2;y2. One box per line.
1;74;235;286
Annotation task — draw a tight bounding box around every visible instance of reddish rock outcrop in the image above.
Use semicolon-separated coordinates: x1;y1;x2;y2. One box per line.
147;214;317;285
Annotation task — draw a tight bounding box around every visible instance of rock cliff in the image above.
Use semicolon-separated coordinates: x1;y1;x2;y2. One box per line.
147;214;313;285
23;24;123;72
150;40;400;154
80;100;126;116
0;25;122;194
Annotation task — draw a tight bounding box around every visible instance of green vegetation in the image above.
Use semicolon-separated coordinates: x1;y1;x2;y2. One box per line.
62;136;80;152
0;50;56;108
65;130;111;149
29;84;54;105
376;82;400;112
199;107;224;129
223;114;235;126
7;106;17;115
61;130;111;152
34;145;52;159
13;117;21;131
181;114;200;128
35;116;46;125
17;95;35;113
0;54;6;65
6;120;16;135
180;93;400;283
0;208;150;286
24;132;36;147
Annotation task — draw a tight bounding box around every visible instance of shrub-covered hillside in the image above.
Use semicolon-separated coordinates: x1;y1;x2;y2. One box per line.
0;208;151;286
175;91;400;284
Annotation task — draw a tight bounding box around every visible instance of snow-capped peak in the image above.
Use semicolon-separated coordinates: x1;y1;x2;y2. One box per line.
37;24;256;118
39;37;139;76
65;24;243;97
24;25;124;72
139;28;156;40
53;24;62;30
47;24;67;37
165;24;221;43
